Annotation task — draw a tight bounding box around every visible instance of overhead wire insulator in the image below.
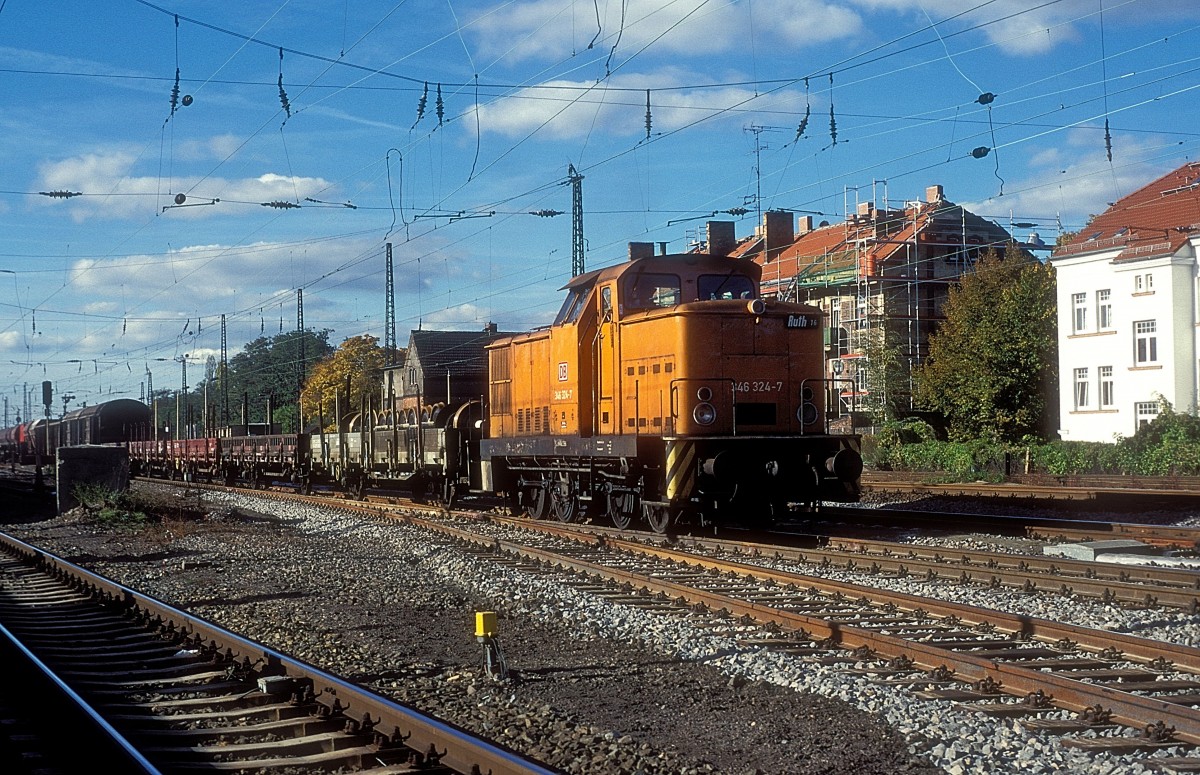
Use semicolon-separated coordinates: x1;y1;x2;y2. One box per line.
170;68;180;115
828;73;837;146
971;146;991;159
723;207;749;216
976;92;996;105
39;190;82;199
277;48;291;118
436;83;444;126
262;200;301;209
795;76;811;142
414;82;428;126
645;89;652;139
529;209;563;217
276;72;290;117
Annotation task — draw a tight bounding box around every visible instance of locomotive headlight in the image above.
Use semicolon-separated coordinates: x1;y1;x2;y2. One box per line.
693;402;717;425
797;403;819;425
696;386;713;401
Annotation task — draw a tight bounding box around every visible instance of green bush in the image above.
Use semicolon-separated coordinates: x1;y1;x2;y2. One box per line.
71;483;151;528
865;404;1200;478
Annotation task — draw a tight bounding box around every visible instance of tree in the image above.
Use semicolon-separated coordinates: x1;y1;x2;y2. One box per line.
914;244;1057;442
859;324;908;423
198;329;333;431
300;334;388;429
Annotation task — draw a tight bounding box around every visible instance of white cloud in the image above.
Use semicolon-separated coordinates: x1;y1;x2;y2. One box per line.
849;0;1088;55
474;69;793;139
468;0;862;65
960;132;1187;230
34;150;333;222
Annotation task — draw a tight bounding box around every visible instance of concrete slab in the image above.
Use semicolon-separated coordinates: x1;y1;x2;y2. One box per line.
56;444;129;515
1044;540;1159;561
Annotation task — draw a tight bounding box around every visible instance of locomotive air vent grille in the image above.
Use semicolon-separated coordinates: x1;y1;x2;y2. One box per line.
638;365;646;375
627;418;637;428
665;362;674;373
652;363;661;374
627;367;635;376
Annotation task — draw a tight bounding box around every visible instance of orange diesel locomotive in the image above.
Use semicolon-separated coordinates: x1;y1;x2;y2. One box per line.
480;244;861;533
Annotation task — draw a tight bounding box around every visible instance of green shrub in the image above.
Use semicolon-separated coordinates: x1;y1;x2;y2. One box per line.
71;483;151;528
866;404;1200;478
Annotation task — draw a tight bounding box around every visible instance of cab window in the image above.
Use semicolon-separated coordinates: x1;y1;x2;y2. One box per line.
698;273;755;301
624;273;681;309
553;291;581;325
553;288;591;325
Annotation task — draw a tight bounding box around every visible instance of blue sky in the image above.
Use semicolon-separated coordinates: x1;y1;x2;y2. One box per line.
2;0;1198;417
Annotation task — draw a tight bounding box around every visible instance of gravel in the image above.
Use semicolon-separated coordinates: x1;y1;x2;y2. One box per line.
3;485;1199;774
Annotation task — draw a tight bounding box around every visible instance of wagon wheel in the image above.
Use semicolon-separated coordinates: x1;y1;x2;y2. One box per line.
298;474;313;496
522;482;548;520
347;475;366;500
641;503;675;534
547;473;577;523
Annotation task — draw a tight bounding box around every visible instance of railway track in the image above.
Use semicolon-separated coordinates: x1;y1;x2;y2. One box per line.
861;471;1200;503
811;504;1200;550
170;481;1200;765
400;513;1200;762
0;529;559;775
60;477;1198;770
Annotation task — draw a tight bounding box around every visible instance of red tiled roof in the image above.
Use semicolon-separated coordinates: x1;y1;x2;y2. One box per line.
1055;161;1200;261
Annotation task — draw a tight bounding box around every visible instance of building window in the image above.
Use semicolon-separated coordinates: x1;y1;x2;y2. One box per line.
1134;320;1157;364
1098;366;1114;408
1096;289;1112;329
1135;273;1154;293
1072;292;1087;333
1073;368;1089;409
1136;401;1159;429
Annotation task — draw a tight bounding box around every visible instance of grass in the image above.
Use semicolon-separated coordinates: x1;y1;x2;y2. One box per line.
72;482;210;531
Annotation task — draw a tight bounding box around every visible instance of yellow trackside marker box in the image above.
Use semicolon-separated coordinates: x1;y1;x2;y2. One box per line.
475;611;497;638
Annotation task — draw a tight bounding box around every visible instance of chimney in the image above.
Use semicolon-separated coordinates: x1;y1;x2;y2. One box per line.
856;201;874;219
762;210;794;260
797;215;814;235
706;221;736;257
483;321;498;334
925;185;944;203
628;242;654;261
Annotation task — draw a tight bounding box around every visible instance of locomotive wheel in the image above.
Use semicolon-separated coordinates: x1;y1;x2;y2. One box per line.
547;474;577;523
641;503;675;534
606;491;634;530
441;481;458;509
522;485;548;519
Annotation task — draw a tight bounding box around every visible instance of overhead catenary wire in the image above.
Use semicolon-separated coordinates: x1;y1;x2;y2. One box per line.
7;0;1190;400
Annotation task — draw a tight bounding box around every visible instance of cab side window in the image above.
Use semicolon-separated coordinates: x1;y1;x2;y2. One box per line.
623;273;681;309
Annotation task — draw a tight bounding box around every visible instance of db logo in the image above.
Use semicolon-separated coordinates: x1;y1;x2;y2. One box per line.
557;362;569;382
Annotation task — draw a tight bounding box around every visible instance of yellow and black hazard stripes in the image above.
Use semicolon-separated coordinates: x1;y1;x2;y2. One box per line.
665;440;697;500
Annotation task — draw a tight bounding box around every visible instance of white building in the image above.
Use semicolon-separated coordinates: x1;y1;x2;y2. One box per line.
1051;162;1200;442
